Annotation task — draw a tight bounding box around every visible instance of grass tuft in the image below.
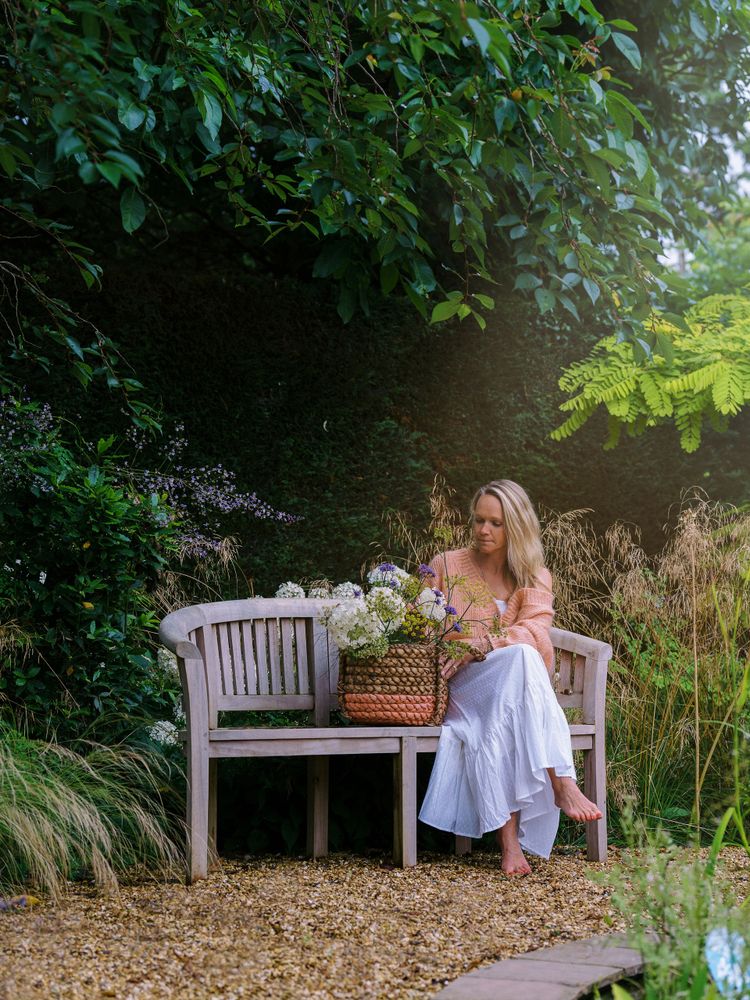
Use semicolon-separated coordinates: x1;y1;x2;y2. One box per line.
0;722;182;899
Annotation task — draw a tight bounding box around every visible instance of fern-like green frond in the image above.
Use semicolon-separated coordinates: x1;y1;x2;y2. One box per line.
550;402;597;441
664;360;725;395
639;371;673;417
553;290;750;451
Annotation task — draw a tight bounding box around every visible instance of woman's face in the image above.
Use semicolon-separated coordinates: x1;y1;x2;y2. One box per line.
472;493;507;557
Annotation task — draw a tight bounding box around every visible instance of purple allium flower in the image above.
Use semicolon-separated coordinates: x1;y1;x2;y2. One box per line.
418;564;435;577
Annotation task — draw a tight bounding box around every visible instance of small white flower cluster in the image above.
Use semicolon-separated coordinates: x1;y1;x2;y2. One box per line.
415;587;447;622
274;581;306;599
331;581;363;600
307;586;330;599
148;720;181;747
366;586;406;630
157;647;179;677
324;599;387;654
366;563;411;589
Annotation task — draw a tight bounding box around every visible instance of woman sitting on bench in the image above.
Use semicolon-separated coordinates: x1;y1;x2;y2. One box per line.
418;478;602;875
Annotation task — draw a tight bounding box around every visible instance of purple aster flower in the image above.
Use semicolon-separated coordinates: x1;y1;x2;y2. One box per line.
379;562;397;572
418;564;435;577
445;606;457;616
432;588;444;599
452;623;463;633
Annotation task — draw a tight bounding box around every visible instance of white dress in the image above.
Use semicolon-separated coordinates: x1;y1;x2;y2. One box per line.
418;599;576;858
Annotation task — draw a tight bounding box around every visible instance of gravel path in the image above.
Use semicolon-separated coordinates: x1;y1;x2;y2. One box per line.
0;848;746;1000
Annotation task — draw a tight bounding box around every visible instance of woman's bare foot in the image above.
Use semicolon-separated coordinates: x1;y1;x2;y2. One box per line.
496;814;532;876
551;776;603;822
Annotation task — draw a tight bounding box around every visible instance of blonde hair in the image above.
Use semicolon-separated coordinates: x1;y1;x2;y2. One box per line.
470;479;545;590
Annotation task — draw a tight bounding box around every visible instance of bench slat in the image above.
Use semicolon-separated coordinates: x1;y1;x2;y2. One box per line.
240;621;257;694
209;737;404;757
210;726;443;740
573;653;587;693
557;649;573;693
267;619;283;693
280;618;296;694
228;622;246;695
216;694;314;711
295;619;311;694
216;623;232;696
253;620;269;695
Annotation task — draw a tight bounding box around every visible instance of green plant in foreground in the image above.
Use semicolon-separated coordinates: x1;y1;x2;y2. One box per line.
0;721;182;899
596;807;746;1000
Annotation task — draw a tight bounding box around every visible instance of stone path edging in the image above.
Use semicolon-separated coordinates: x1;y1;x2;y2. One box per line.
433;933;644;999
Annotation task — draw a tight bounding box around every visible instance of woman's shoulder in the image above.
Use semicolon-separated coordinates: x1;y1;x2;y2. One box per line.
535;566;553;591
510;568;553;605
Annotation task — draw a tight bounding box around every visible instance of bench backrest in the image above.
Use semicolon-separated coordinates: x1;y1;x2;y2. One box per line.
160;598;338;727
160;600;611;729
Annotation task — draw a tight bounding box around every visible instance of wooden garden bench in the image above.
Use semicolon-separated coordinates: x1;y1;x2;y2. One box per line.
159;597;611;882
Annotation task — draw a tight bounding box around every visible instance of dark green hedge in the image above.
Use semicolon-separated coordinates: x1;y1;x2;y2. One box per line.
23;243;750;595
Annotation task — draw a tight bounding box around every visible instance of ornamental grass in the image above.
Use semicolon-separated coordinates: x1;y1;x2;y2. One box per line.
0;722;181;899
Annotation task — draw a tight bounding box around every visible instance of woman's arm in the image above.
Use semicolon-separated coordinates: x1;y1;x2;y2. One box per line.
482;570;555;671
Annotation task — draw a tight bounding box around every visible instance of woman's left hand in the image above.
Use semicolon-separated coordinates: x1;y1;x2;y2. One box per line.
439;650;477;680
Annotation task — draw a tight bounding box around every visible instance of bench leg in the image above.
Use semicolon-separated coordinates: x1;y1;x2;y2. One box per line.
393;736;417;867
306;756;329;858
208;758;218;867
584;737;608;862
455;835;472;856
186;737;210;884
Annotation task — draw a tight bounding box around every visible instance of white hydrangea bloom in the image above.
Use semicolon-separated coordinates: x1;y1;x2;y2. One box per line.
324;598;386;652
307;585;330;599
331;581;364;600
365;586;406;631
275;581;306;599
149;720;181;747
415;586;447;622
366;562;410;589
157;647;179;677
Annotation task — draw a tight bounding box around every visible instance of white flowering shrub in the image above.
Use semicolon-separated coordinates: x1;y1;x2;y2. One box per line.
148;720;181;747
157;647;179;677
274;581;305;599
331;581;363;600
307;585;330;599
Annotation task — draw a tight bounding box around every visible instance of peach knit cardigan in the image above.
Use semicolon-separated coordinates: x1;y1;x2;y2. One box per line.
428;548;555;673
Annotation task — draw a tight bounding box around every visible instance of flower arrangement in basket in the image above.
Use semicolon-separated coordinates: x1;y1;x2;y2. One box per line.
320;562;478;727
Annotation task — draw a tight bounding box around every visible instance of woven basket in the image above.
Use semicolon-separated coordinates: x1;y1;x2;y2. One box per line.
338;643;448;726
